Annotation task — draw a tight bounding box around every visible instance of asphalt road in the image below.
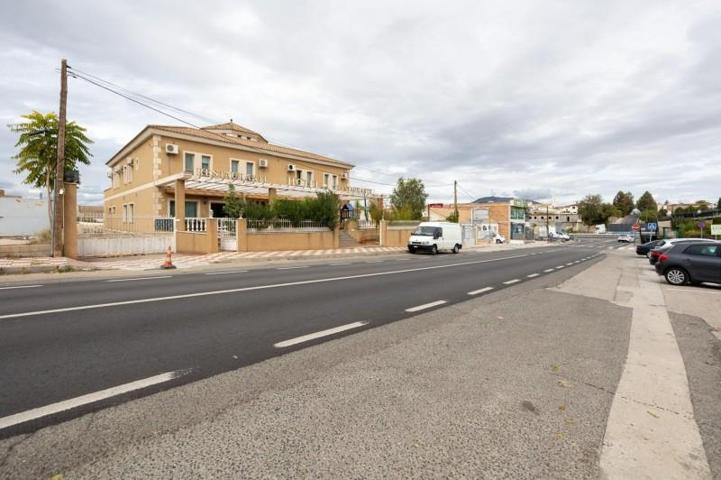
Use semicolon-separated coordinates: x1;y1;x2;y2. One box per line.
0;238;619;437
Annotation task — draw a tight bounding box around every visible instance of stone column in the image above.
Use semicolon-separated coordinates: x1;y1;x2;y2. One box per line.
207;218;219;254
62;182;78;258
175;179;186;231
236;218;248;252
379;219;388;247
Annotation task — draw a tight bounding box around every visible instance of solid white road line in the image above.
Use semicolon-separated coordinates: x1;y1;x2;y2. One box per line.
406;300;447;312
468;286;494;295
0;285;43;291
527;273;540;278
0;370;187;430
273;321;368;348
503;279;521;285
205;270;248;275
107;276;172;283
544;268;555;273
0;254;529;321
276;266;308;270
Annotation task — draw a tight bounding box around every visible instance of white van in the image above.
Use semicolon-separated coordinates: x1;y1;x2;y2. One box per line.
407;222;463;254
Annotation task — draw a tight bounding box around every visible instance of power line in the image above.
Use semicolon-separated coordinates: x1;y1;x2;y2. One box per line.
68;68;252;148
69;70;206;129
353;165;450;188
457;183;480;202
67;67;220;125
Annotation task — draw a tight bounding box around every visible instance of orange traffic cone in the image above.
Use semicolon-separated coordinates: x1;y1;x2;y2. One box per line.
161;246;176;269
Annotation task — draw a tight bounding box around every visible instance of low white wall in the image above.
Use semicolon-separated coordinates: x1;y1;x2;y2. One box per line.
78;234;175;257
0;197;49;236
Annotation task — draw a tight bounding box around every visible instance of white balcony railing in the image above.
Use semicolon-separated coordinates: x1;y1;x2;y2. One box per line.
185;217;207;232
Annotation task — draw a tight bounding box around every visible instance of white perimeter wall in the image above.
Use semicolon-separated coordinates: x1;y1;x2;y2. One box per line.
78;234;175;257
0;197;49;236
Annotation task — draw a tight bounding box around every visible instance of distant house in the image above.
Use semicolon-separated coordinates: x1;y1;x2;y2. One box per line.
428;196;530;241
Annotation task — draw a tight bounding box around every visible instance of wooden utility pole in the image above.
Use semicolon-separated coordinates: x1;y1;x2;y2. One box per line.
53;58;68;257
453;180;458;220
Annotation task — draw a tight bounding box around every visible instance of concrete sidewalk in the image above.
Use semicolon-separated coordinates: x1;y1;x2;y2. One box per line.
0;241;553;274
554;248;713;480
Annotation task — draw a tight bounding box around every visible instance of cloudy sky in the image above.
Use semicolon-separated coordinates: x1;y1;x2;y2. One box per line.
1;0;720;206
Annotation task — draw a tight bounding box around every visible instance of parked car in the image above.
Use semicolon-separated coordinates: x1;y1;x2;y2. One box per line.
617;234;634;243
408;222;463;254
636;239;664;256
654;241;721;285
648;238;707;265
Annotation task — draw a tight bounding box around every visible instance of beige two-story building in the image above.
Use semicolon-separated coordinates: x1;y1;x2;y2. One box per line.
104;121;374;232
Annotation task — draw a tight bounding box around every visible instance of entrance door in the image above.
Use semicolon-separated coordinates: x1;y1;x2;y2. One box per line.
210;202;225;218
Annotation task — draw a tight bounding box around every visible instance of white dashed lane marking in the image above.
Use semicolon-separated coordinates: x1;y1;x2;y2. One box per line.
503;279;521;285
406;300;447;312
0;370;188;430
468;287;494;296
527;273;540;278
0;285;43;291
274;321;368;348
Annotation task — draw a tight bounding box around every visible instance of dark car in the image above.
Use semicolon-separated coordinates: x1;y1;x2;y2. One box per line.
655;241;721;286
636;239;663;256
648;238;707;265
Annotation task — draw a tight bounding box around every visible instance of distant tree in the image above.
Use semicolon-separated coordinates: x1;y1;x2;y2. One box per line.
636;191;657;212
369;201;383;223
9;111;93;223
446;211;459;223
658;208;668;218
578;194;604;226
717;197;721;210
612;191;635;216
389;178;428;220
223;184;243;218
601;203;622;221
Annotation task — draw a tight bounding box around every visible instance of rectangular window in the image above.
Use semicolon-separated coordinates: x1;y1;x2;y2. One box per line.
169;201;198;217
245;161;254;177
184;153;195;172
331;175;338;189
128;204;134;224
323;173;330;188
231;160;240;174
306;171;313;187
201;155;211;171
122;204;128;223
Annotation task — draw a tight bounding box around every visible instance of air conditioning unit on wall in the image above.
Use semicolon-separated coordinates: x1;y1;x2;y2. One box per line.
258;159;268;168
165;144;179;154
287;164;297;172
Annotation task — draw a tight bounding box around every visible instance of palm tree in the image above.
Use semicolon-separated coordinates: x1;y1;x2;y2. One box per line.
9;111;93;223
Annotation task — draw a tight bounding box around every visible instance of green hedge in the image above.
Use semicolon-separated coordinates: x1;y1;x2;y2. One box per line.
223;188;340;230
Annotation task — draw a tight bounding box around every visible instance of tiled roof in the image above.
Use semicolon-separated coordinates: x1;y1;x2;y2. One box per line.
200;122;265;139
146;125;353;168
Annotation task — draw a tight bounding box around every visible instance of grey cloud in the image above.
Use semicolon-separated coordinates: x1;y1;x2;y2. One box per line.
1;0;720;206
